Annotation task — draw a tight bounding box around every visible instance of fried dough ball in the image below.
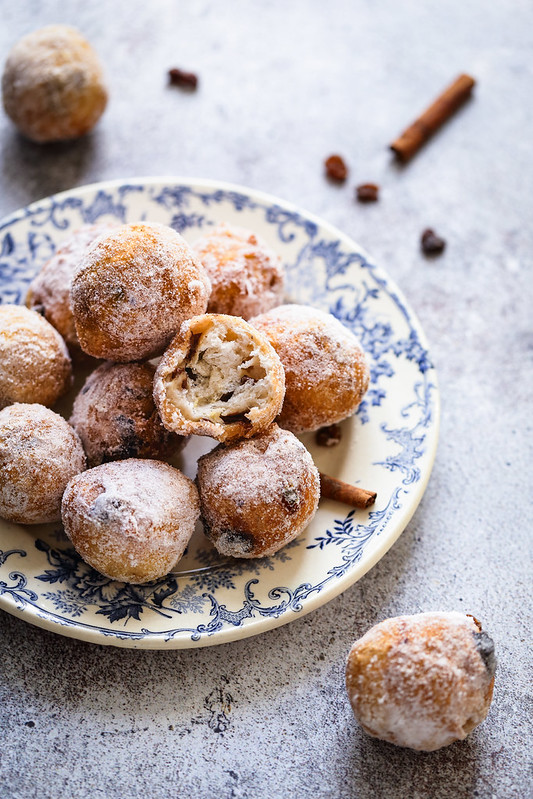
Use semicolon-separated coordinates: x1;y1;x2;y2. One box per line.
62;459;200;584
70;222;211;362
26;223;116;358
251;304;369;433
0;403;86;524
197;423;319;558
0;304;72;409
70;361;185;467
345;612;497;751
191;223;285;319
154;313;285;443
2;25;108;143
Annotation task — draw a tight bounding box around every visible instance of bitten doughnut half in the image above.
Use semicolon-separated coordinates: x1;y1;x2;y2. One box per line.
0;304;72;409
62;459;200;584
154;313;285;443
2;25;108;143
70;361;185;467
197;423;320;558
70;222;211;361
191;222;285;319
251;304;370;433
26;223;116;358
345;612;497;751
0;403;86;524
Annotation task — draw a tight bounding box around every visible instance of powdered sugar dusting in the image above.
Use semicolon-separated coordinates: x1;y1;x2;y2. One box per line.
71;222;211;361
27;223;117;352
192;222;285;319
0;304;72;408
346;612;495;751
203;427;317;504
62;459;200;583
253;304;365;384
70;361;183;467
0;403;86;524
251;303;370;432
197;424;320;557
2;25;108;143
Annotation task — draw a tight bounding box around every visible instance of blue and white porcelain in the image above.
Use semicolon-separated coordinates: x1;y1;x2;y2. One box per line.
0;178;439;648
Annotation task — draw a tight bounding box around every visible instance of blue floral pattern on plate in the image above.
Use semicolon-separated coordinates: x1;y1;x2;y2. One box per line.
0;178;439;648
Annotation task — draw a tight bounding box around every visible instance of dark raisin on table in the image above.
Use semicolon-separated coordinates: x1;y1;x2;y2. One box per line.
168;68;198;90
325;155;348;182
356;183;379;203
421;228;446;255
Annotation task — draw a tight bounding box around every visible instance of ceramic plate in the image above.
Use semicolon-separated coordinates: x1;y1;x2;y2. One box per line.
0;177;439;648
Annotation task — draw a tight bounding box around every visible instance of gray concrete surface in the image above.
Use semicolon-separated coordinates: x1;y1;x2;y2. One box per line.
0;1;532;797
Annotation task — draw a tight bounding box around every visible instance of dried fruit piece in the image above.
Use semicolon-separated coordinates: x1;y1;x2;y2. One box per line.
356;183;379;203
421;228;446;255
168;68;198;90
325;155;348;182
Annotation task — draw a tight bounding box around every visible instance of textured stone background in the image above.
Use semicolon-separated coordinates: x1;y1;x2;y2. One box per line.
0;2;532;797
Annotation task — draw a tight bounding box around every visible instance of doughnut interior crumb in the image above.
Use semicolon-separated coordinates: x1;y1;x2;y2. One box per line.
166;324;272;425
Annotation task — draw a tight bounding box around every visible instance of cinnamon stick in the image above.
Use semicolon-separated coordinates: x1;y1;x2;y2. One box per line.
319;472;377;510
390;73;476;162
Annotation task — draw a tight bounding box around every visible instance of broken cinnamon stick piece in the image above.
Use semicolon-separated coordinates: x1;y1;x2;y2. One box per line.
390;73;476;162
319;472;377;510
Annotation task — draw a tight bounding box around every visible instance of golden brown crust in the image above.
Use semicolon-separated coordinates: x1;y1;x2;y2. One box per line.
0;304;72;409
192;223;285;319
62;459;200;584
70;361;185;467
153;313;285;443
197;424;320;558
2;25;108;143
251;304;369;433
26;223;117;359
71;223;211;361
0;403;86;524
345;612;496;751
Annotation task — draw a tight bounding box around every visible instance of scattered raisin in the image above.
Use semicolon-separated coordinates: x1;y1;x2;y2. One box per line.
187;333;202;362
356;183;379;203
219;528;254;554
220;412;249;425
168;68;198;90
325;154;348;182
315;423;342;447
421;228;446;255
472;631;497;677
